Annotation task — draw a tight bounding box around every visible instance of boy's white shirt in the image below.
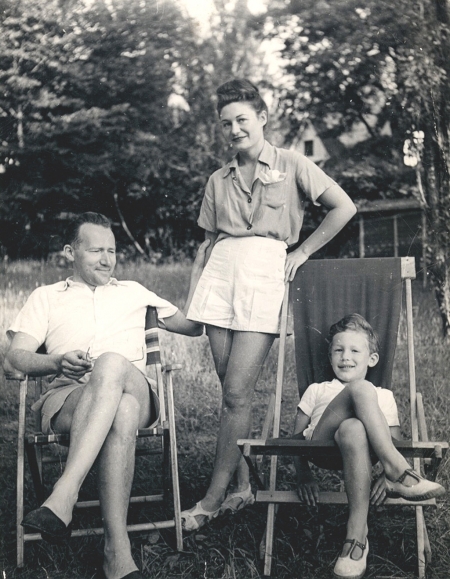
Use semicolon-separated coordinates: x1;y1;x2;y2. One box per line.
298;378;400;440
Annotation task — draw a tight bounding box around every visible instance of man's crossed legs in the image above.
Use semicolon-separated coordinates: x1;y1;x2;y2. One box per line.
23;353;152;579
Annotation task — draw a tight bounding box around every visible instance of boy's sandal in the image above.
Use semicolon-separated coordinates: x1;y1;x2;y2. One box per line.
334;538;369;579
219;484;255;515
180;501;220;532
385;469;446;501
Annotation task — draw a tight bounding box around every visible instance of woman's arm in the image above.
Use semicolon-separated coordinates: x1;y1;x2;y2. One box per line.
284;186;357;282
204;230;218;265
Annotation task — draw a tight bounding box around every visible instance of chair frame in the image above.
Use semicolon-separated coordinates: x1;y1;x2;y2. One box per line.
12;306;183;568
238;257;448;577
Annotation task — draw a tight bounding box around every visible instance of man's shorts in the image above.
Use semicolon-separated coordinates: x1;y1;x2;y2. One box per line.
32;372;160;435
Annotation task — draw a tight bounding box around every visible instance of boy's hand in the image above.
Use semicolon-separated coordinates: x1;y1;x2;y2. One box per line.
297;472;320;506
370;472;387;506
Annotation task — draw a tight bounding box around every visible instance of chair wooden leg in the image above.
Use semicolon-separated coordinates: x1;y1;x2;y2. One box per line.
162;429;171;502
17;379;27;568
263;503;276;576
423;515;432;565
416;506;426;579
166;371;183;551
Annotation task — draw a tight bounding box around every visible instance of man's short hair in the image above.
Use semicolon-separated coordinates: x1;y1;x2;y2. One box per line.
327;313;380;355
66;213;112;247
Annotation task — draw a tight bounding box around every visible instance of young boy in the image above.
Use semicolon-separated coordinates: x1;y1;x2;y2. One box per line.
293;314;445;579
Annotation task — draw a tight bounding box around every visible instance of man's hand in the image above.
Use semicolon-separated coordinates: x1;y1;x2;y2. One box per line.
297;471;320;506
59;350;93;380
2;356;25;380
370;472;387;506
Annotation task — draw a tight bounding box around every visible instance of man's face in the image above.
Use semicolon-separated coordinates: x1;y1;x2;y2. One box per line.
65;223;117;289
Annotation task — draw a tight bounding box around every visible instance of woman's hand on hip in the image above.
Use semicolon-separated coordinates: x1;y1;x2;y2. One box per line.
284;247;309;283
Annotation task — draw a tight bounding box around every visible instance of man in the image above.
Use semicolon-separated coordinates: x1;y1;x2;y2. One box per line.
4;212;208;579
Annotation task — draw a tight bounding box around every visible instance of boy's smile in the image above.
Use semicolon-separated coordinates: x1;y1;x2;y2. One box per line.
330;330;379;384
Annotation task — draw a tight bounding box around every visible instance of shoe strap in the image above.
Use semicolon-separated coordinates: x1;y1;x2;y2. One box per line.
396;468;420;484
343;538;366;559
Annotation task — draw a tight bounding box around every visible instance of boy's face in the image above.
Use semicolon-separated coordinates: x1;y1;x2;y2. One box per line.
330;330;379;384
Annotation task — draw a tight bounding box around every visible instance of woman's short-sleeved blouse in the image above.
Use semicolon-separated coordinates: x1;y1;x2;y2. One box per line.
198;141;346;247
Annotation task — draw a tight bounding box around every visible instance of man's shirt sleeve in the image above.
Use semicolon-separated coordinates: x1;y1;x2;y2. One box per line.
7;287;49;346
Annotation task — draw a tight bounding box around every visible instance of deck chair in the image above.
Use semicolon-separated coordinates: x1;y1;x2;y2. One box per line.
238;257;448;578
11;306;183;568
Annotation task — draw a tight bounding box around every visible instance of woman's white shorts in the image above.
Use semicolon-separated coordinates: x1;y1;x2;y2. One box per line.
187;236;287;334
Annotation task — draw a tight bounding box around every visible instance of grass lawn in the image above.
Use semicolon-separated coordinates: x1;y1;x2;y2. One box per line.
0;259;449;579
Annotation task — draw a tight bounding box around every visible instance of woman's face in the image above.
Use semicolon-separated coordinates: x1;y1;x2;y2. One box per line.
219;101;267;155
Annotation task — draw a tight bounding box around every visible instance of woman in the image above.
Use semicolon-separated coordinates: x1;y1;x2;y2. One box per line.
182;79;356;530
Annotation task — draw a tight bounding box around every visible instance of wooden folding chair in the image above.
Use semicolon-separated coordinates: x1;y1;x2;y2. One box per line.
238;257;448;577
11;306;183;568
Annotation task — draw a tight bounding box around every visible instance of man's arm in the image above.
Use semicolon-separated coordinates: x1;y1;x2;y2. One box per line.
293;408;320;505
4;332;92;380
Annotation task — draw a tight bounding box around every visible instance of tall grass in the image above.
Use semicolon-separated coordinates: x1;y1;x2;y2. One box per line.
0;259;449;579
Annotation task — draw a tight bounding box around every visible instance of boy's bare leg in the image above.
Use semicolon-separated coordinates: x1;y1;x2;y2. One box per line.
333;418;371;558
313;380;411;482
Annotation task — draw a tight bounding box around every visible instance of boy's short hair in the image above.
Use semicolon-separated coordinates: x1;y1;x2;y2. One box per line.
66;212;112;247
327;313;380;355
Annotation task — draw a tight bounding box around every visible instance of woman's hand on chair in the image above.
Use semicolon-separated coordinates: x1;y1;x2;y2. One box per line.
285;246;309;283
297;472;320;506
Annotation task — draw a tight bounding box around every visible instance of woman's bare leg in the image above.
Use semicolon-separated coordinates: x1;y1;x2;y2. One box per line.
183;328;274;526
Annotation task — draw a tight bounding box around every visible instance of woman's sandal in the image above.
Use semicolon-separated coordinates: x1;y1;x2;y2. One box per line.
180;501;220;531
219;484;255;515
385;469;445;501
333;538;369;579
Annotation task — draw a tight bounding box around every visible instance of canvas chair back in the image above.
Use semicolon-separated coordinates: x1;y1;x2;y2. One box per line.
291;257;403;396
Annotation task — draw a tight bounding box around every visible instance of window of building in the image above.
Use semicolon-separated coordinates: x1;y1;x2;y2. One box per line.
304;140;314;157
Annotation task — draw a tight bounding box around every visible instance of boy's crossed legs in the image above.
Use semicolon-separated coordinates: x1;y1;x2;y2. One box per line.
312;380;444;562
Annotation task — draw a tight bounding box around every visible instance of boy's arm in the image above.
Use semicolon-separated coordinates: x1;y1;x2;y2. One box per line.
163;239;211;337
293;408;320;505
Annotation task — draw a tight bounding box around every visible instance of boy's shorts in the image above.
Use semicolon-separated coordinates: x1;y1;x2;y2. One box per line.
32;373;160;435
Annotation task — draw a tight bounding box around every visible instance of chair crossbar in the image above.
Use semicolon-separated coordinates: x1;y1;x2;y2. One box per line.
239;438;448;460
255;490;437;507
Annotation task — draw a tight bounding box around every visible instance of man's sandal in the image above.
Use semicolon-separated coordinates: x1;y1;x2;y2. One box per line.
219;484;255;515
385;469;445;501
180;501;220;531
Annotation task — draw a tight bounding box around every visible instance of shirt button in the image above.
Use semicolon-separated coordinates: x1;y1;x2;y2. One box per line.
247;225;252;230
248;198;252;203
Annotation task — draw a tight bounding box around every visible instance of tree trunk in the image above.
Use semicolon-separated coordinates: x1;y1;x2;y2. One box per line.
420;0;450;337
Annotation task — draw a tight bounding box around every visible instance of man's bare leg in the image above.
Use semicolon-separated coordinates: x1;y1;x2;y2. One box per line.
97;392;142;579
44;353;150;525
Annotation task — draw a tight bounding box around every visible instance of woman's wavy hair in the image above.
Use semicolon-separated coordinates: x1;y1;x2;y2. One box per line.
327;313;380;355
216;79;268;118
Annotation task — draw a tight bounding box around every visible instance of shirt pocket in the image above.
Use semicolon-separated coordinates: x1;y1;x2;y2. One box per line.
261;183;287;209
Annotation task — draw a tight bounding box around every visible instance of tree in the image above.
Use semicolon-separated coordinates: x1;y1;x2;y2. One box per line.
265;0;450;336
